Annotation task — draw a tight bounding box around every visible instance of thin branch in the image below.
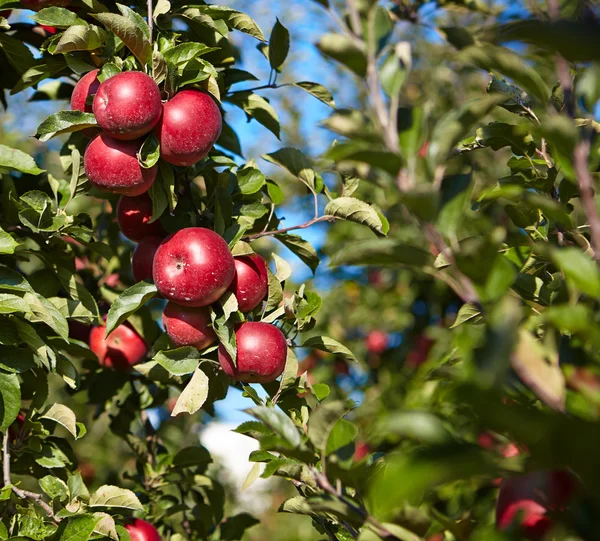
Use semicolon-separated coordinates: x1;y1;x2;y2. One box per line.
244;216;339;240
147;0;153;43
3;431;58;522
227;83;289;95
574;138;600;261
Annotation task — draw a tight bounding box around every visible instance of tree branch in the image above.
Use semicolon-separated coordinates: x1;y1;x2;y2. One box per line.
147;0;153;43
244;216;339;240
2;430;59;522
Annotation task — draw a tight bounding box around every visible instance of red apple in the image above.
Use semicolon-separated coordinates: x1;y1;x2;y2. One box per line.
89;323;147;370
406;335;434;368
496;471;575;540
132;236;162;282
124;519;161;541
218;322;287;383
78;461;95;484
116;194;165;242
353;441;370;461
228;254;268;313
152;227;235;307
20;0;71;11
68;320;91;342
84;134;157;196
157;89;222;166
366;330;388;354
40;24;57;34
162;302;216;350
8;413;25;441
93;71;162;140
71;69;101;137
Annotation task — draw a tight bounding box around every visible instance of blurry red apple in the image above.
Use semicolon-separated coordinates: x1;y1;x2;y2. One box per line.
406;335;434;368
218;322;287;383
93;72;162;140
116;194;165;242
334;359;350;375
366;330;388;354
228;254;268;312
40;24;57;34
89;323;147;370
353;441;369;461
132;236;162;282
496;470;575;540
84;134;157;196
152;227;235;307
157;89;222;166
124;519;161;541
162;302;216;350
78;461;95;484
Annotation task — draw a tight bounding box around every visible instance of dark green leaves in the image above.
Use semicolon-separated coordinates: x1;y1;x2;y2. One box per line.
325;197;388;236
0;371;20;431
263;147;315;187
105;281;157;337
171;368;210;416
0;144;44;175
53;25;107;54
293;82;335;108
228;92;280;138
93;12;151;64
332;239;433;267
138;134;160;169
269;19;290;71
31;7;88;28
553;248;600;299
317;33;366;77
89;485;144;510
275;235;320;273
35;111;97;142
308;400;351;451
246;406;302;447
302;336;358;363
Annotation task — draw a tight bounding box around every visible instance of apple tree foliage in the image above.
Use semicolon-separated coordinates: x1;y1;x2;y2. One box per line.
1;0;600;539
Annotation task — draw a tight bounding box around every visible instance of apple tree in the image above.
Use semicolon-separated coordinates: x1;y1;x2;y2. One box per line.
1;0;600;540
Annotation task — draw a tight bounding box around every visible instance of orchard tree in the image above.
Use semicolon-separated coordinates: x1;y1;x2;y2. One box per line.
1;0;600;540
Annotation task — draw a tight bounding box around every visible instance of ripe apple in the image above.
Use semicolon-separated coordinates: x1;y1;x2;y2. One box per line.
89;323;147;370
162;302;216;350
84;134;157;196
93;71;162;140
132;236;162;283
71;69;101;137
218;322;287;383
20;0;71;10
116;194;165;242
152;227;235;307
496;470;575;540
366;330;388;354
124;519;161;541
78;461;95;484
353;441;370;461
228;254;268;313
157;89;222;166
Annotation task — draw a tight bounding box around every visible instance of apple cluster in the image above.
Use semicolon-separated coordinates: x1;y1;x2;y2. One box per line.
71;69;223;196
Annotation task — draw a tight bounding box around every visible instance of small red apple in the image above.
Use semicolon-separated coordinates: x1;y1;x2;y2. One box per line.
366;330;388;354
116;194;165;242
162;302;216;350
71;69;101;137
157;89;222;166
84;134;157;196
124;519;161;541
218;322;287;383
78;461;95;484
20;0;71;11
334;359;350;375
132;236;162;283
406;335;434;368
353;441;369;461
8;413;25;441
496;470;575;540
93;72;162;140
152;227;235;307
89;323;147;370
228;254;268;313
40;24;57;34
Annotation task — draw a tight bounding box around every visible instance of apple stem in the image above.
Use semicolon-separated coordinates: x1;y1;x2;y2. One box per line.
2;430;59;523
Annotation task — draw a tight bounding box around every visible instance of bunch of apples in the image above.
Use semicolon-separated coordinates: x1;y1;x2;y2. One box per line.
71;70;288;384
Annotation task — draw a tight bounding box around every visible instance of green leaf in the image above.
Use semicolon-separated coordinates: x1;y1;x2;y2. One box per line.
117;3;150;39
59;513;99;541
301;336;358;363
325;197;388;236
0;228;18;255
39;475;69;500
41;403;78;438
552;248;600;299
293;82;335;108
246;406;302;447
153;0;171;20
105;281;157;337
31;6;87;27
450;303;482;328
332;239;433;267
24;292;69;341
35;111;97;142
172;367;209;416
269;18;290;71
262;147;315;188
317;33;366;77
379;42;411;98
0;144;44;175
92;12;151;64
0;371;20;431
236;166;265;195
326;418;358;454
0;33;35;75
163;42;218;66
0;293;29;314
138;134;160;169
228;92;280;138
53;25;106;54
152;347;200;376
275;234;320;274
220;513;260;541
308;400;350;451
278;347;299;393
199;5;266;41
428;94;506;166
89;485;144;510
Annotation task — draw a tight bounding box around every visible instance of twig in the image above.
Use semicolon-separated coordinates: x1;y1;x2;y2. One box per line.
2;431;58;522
228;83;289;95
244;216;339;240
574;137;600;261
147;0;153;43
